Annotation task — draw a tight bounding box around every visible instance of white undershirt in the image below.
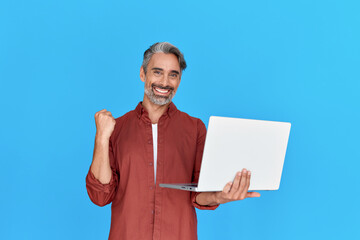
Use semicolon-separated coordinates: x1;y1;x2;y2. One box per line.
152;124;158;183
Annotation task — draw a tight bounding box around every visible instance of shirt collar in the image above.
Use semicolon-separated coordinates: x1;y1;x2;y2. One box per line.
135;101;177;119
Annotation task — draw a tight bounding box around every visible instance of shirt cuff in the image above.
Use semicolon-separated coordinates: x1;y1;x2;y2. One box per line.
86;169;117;194
191;192;219;210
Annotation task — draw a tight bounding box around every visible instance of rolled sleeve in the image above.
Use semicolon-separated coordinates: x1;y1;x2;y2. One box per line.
191;119;219;210
86;168;118;206
191;192;219;210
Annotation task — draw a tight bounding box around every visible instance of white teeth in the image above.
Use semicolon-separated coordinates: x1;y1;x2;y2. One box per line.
154;87;169;93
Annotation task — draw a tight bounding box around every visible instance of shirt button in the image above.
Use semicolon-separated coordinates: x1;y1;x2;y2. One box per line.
150;186;153;190
152;210;154;214
148;140;151;144
149;162;153;166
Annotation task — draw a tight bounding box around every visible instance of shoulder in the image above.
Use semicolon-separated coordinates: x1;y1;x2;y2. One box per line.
175;109;206;133
115;109;136;123
110;109;137;142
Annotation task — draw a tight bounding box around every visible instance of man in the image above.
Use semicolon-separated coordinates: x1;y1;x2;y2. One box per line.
86;42;260;240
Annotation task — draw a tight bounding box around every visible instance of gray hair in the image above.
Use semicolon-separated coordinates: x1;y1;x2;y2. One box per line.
142;42;187;74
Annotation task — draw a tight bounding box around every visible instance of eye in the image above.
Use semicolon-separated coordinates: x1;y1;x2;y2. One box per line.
153;70;162;76
169;73;178;78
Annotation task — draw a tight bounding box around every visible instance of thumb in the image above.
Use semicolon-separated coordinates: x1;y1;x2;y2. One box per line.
246;192;261;198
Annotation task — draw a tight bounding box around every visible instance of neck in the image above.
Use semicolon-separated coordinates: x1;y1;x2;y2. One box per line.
142;94;171;124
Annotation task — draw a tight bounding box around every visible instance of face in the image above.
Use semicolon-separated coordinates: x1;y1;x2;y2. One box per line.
140;52;181;106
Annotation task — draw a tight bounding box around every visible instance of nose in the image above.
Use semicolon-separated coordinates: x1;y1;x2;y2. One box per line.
159;73;170;86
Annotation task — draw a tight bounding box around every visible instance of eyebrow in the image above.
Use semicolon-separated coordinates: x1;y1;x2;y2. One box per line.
170;70;180;75
152;67;163;71
151;68;180;75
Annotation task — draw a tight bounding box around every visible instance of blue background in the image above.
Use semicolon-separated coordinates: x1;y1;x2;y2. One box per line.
1;0;359;239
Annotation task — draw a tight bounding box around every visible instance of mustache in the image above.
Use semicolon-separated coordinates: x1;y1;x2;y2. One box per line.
151;84;174;91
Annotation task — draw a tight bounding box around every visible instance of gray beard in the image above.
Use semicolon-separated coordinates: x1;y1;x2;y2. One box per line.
144;87;174;106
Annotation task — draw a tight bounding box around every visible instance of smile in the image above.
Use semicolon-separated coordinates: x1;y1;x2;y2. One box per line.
153;87;171;95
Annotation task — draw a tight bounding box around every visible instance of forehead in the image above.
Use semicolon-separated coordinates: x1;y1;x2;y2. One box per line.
148;53;180;71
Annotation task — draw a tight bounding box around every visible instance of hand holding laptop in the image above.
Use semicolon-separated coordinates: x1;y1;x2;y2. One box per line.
160;116;291;195
195;168;261;206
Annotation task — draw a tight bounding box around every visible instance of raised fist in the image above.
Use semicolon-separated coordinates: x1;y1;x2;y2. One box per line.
94;109;116;140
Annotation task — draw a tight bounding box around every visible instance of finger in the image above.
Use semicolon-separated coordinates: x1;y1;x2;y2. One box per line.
97;110;112;118
240;171;251;199
246;192;261;198
222;182;232;193
95;109;107;117
237;169;248;194
104;111;112;116
229;171;242;194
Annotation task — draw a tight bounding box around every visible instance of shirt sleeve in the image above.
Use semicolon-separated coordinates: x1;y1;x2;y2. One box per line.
190;119;219;210
85;136;119;207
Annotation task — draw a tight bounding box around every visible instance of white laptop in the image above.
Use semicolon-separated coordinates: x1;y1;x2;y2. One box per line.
159;116;291;192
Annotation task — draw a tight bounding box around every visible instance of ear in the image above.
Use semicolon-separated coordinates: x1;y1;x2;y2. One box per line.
140;66;146;82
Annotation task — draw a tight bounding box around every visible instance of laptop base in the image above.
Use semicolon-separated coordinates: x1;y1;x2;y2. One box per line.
159;183;199;192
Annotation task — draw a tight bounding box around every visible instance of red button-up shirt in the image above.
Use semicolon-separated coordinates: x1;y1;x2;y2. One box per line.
86;102;218;240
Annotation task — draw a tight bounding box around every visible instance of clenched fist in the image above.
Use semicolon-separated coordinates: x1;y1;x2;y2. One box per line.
94;109;116;140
